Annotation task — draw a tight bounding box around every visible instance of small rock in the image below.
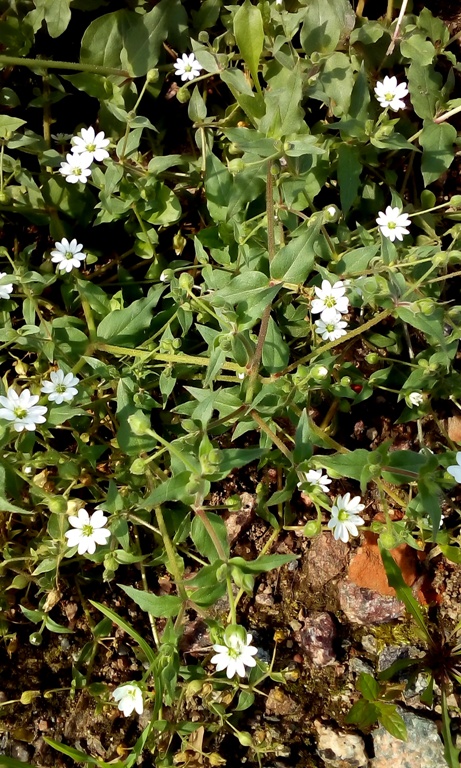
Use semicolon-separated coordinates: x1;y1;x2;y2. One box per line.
371;708;448;768
339;581;405;625
315;721;368;767
349;657;374;677
348;532;418;597
265;687;298;717
10;743;31;763
296;612;336;665
223;492;255;544
307;534;349;589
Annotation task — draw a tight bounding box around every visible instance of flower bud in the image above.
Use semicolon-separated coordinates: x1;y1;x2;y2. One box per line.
127;411;151;436
178;272;194;291
130;458;147;475
228;158;245;175
49;497;67;514
323;204;339;223
146;68;159;83
365;353;380;364
29;632;43;646
177;87;190;104
159;269;173;282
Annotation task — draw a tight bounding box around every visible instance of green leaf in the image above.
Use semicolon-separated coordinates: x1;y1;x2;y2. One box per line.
118;584;183;618
357;672;380;702
379;546;430;642
80;0;188;77
321;52;354;117
89;600;156;667
43;737;108;766
376;703;407;741
191;512;230;562
233;0;264;95
345;699;380;728
235;690;255;711
144;472;196;507
262;316;290;373
301;0;355;55
338;144;361;215
228;554;296;573
270;220;321;284
259;63;304;138
401;34;435;67
407;62;443;120
319;449;371;482
419;122;456;186
96;289;163;346
0;115;26;138
44;0;71;38
204;153;233;223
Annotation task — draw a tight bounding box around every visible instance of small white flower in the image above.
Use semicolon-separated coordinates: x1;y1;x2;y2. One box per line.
407;391;424;408
59;151;93;184
298;469;332;494
376;206;411;242
0;388;47;432
41;369;79;404
173;53;202;82
211;625;258;679
65;507;110;555
50;238;86;273
447;452;461;484
0;272;13;300
374;75;409;112
112;683;144;717
311;280;349;321
71;126;110;162
315;316;348;342
275;0;283;4
328;492;365;543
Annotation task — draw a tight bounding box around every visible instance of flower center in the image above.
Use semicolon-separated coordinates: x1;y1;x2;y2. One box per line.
86;143;96;152
13;407;27;419
65;251;75;260
338;510;349;521
325;296;336;307
385;92;394;102
82;524;94;537
72;167;82;176
55;383;67;393
387;221;396;229
325;323;335;332
185;63;192;72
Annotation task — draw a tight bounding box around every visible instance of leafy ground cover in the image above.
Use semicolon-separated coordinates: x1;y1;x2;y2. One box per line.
1;0;461;766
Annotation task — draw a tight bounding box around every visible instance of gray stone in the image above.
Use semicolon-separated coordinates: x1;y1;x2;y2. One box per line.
296;612;336;665
338;581;405;625
371;708;448;768
315;721;368;767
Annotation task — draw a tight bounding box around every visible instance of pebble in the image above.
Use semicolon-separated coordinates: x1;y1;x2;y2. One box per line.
371;708;448;768
315;721;368;767
338;581;405;625
10;742;31;763
307;535;349;590
296;612;336;665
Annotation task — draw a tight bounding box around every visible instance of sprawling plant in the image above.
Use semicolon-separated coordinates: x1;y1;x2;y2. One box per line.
0;0;461;765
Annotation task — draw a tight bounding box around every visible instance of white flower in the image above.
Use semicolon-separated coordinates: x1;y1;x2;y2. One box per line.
376;206;411;242
64;507;111;555
328;493;365;543
59;152;93;184
447;452;461;484
311;280;349;321
0;272;13;300
50;238;86;273
41;369;79;404
211;625;258;679
407;391;424;408
71;126;110;162
298;469;332;494
0;388;47;432
312;365;329;380
112;683;144;717
275;0;283;4
315;316;348;342
374;75;409;112
173;53;202;82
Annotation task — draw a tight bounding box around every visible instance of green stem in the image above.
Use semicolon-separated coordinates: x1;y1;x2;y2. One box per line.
96;343;242;371
154;506;188;604
194;505;228;562
0;54;130;77
250;410;292;461
145;427;198;475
